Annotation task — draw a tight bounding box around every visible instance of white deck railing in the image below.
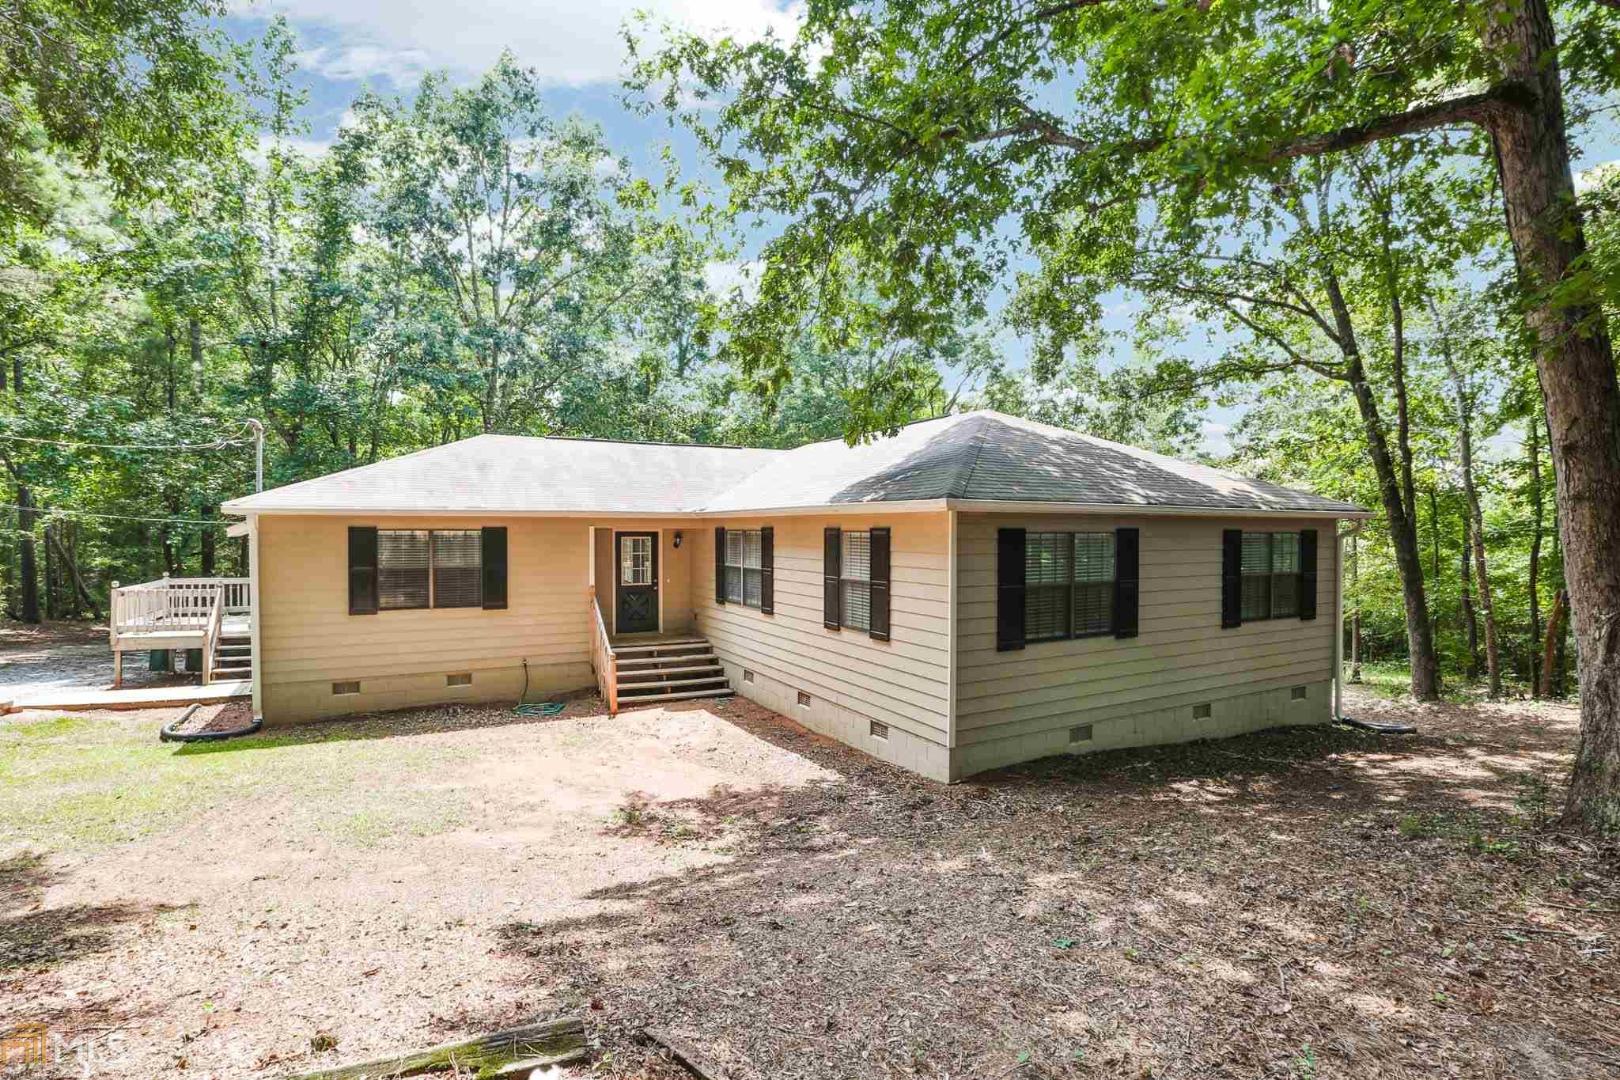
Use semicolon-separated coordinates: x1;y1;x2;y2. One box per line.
110;577;251;635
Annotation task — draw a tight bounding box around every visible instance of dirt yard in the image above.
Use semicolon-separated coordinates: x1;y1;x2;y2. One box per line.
2;688;1616;1079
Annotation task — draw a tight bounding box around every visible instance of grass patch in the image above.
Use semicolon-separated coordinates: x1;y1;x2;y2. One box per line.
1347;661;1513;704
0;712;475;852
1395;810;1527;858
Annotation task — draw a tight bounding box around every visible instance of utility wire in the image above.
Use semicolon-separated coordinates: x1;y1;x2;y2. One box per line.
0;427;254;452
0;505;235;527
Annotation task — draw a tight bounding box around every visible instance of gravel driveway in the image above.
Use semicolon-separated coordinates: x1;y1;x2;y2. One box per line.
0;640;181;697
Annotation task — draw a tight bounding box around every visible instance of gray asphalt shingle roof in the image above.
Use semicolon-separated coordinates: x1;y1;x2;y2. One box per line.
222;411;1364;516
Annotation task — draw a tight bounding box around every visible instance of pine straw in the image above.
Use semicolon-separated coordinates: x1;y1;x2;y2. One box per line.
479;690;1617;1080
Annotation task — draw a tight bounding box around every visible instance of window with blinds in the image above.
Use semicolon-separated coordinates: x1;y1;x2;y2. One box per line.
1025;531;1114;642
724;529;764;608
432;530;483;608
377;529;484;610
840;530;872;632
378;530;430;610
1025;532;1072;641
1240;531;1300;620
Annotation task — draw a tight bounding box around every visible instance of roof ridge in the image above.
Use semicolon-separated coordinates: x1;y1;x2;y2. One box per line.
948;414;993;499
483;432;783;452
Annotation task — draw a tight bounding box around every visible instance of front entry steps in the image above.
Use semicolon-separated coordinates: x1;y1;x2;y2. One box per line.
611;637;733;707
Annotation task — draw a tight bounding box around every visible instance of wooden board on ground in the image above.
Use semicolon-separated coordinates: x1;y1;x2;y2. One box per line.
288;1017;586;1079
644;1027;731;1080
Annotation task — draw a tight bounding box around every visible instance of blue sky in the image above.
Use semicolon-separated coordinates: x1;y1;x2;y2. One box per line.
224;1;1618;455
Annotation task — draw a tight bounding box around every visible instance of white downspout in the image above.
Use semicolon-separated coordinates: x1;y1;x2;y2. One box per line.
1334;520;1364;722
248;512;263;719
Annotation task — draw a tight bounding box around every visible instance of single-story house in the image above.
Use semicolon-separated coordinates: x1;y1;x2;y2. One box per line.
217;411;1369;781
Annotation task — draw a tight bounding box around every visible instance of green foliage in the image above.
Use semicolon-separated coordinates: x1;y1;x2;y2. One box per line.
2;30;878;612
0;0;231;226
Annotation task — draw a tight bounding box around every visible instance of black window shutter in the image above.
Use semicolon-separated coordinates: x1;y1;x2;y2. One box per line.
760;526;775;615
1299;528;1318;620
1113;527;1140;638
996;527;1026;652
714;527;727;604
823;526;842;630
1221;528;1243;628
348;526;378;615
868;526;891;641
480;527;508;609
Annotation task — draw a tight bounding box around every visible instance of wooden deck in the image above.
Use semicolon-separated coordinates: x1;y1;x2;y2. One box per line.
109;577;252;686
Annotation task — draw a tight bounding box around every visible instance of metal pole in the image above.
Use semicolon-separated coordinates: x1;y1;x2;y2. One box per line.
246;419;264;492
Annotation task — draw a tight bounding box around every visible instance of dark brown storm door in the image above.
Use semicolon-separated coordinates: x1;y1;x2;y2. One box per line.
615;532;659;633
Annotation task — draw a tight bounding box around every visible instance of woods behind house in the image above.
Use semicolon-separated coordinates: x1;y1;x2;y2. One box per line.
3;4;1619;803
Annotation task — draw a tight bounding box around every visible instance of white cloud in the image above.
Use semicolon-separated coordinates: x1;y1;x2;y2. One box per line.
703;259;759;300
253;133;333;161
1576;158;1619;194
1199;419;1232;455
295;44;433;87
235;0;802;87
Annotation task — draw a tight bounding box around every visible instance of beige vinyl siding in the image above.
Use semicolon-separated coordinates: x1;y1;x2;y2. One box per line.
257;514;597;722
693;512;953;780
591;522;694;635
952;512;1338;775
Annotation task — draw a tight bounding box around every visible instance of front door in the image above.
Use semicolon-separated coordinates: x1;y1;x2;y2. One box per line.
615;532;659;634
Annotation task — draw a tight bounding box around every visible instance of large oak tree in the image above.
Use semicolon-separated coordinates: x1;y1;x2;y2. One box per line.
640;0;1620;826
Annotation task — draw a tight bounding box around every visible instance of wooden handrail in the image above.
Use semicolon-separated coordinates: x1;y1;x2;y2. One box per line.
588;585;618;715
201;588;225;686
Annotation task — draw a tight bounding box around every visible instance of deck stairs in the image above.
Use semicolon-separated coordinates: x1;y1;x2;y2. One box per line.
211;628;255;683
611;637;733;707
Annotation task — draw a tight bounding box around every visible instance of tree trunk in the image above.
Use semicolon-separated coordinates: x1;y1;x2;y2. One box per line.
1528;415;1544;695
1323;265;1438;701
189;316;204;395
164;322;178;411
16;483;38;624
1461;515;1479;681
200;512;216;576
1485;0;1620;827
42;522;56;621
46;526;102;621
1441;334;1502;696
1541;589;1568;700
